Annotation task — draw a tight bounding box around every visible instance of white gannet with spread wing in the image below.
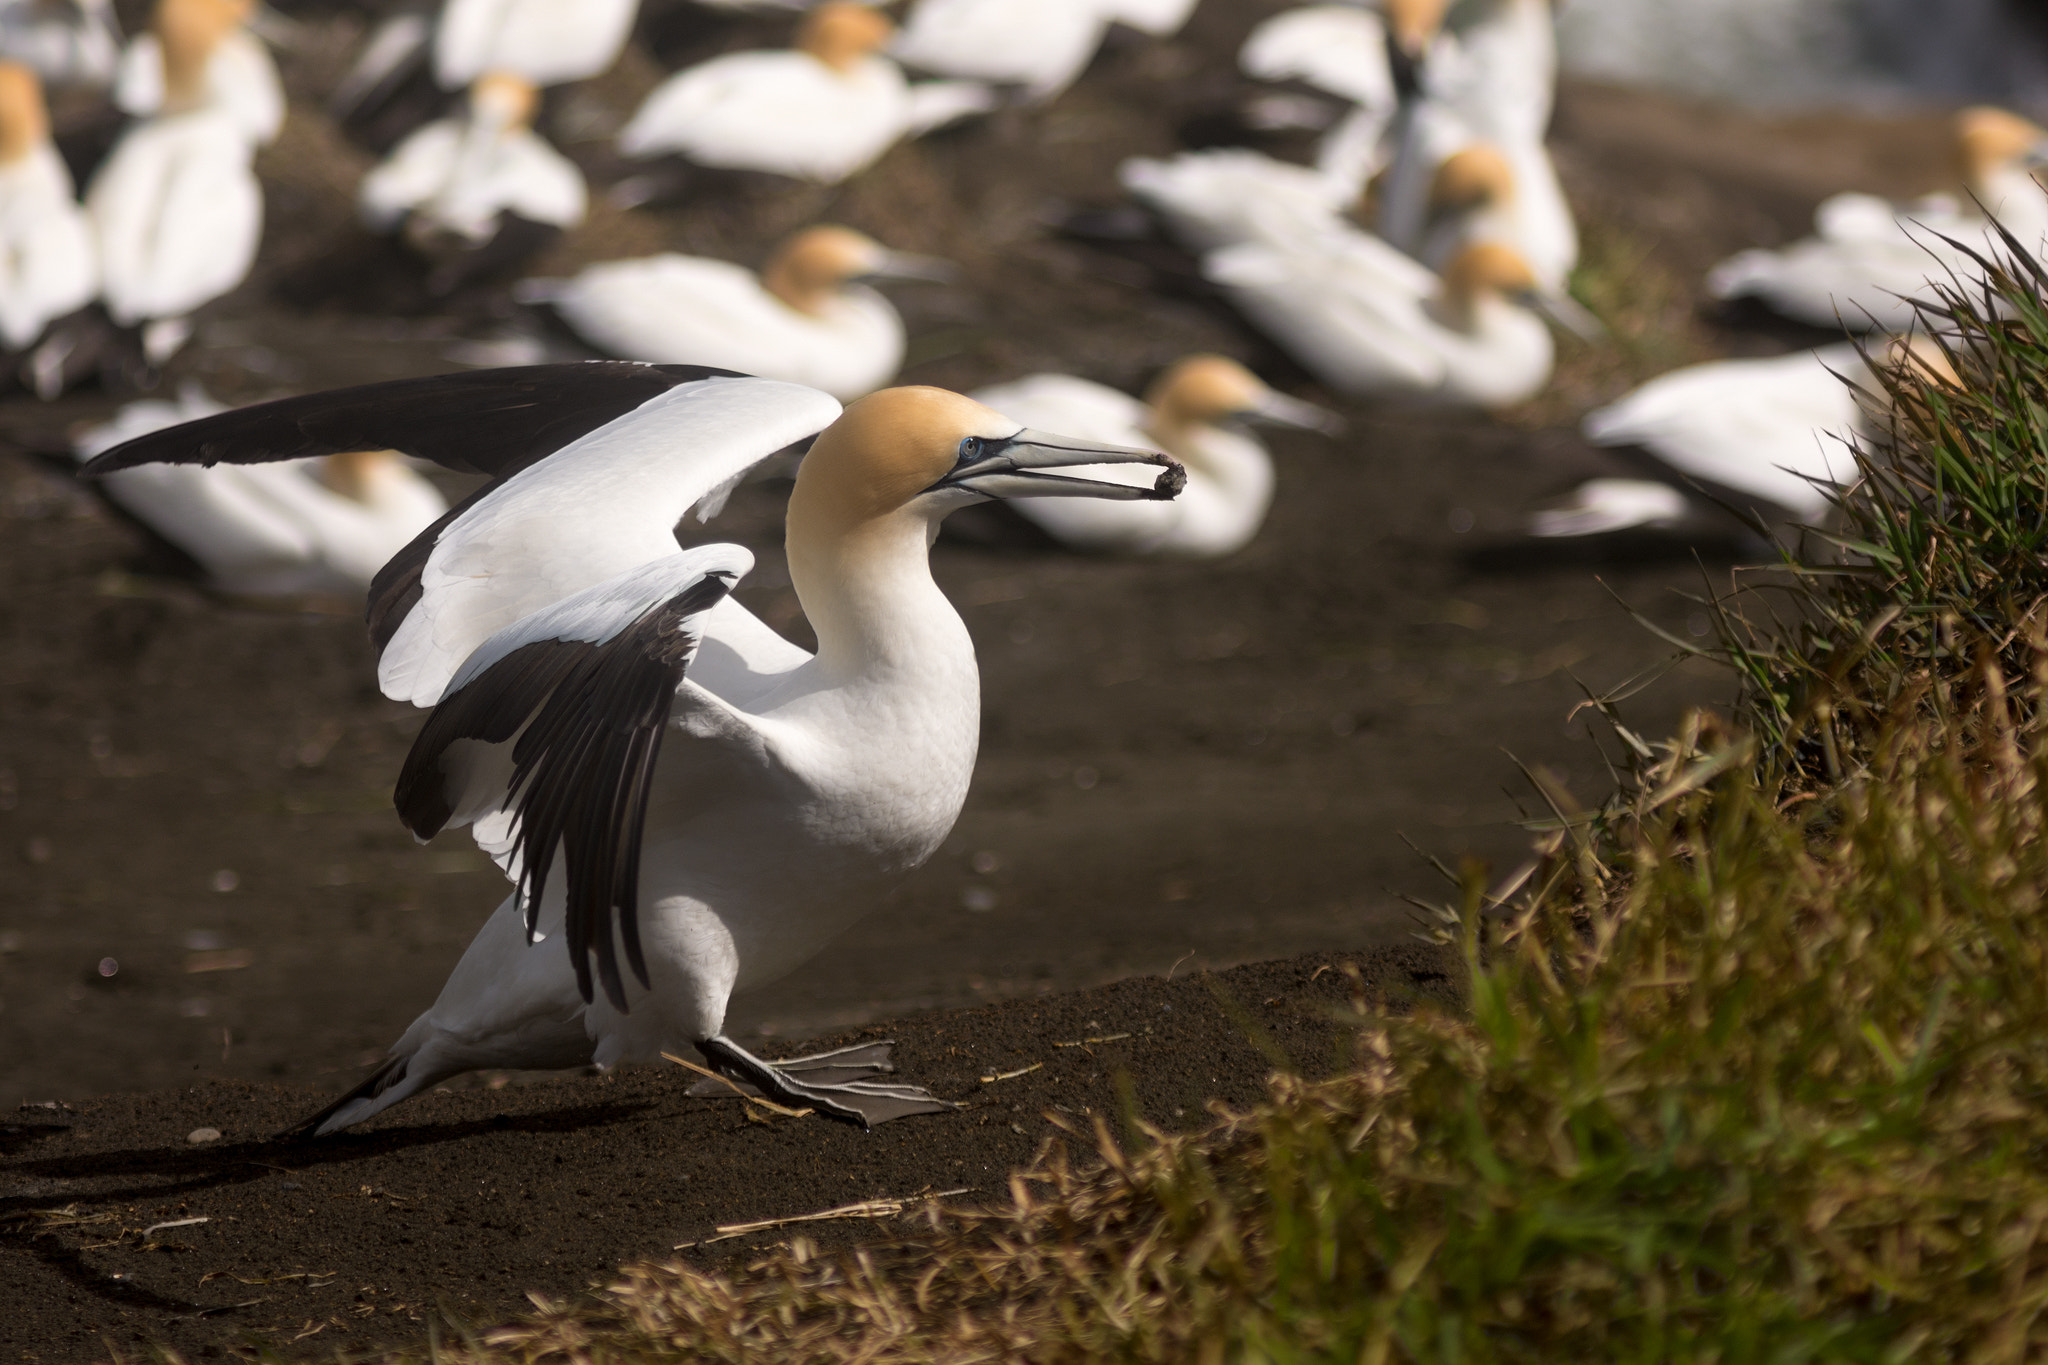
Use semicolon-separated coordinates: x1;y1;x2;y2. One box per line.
76;387;450;596
1708;108;2048;333
974;355;1338;557
523;226;949;401
113;0;281;145
619;2;996;184
0;61;96;397
85;363;1184;1133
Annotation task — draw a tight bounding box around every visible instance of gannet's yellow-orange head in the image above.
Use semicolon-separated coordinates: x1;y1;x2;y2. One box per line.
1443;242;1537;305
157;0;250;109
1385;0;1451;57
1429;144;1515;216
788;387;1183;543
763;226;889;314
0;62;48;165
470;70;538;129
799;2;894;73
1957;106;2048;188
1146;356;1270;427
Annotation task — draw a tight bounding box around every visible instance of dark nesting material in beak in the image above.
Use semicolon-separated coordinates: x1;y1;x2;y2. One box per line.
933;428;1186;501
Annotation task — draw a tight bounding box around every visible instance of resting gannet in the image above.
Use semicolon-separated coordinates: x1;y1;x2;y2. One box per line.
0;61;97;398
1708;108;2048;333
618;2;996;184
523;225;950;401
77;387;451;597
890;0;1108;103
1419;142;1572;293
975;355;1338;557
434;0;638;91
1208;236;1595;407
86;0;262;370
360;71;586;294
85;364;1184;1132
113;0;281;146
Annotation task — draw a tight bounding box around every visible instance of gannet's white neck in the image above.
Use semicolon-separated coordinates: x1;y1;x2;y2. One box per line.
786;505;963;683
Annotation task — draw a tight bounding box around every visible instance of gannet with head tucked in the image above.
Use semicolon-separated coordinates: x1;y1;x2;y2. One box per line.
1708;108;2048;333
112;0;281;145
618;2;996;184
0;61;96;398
76;387;451;597
974;355;1338;557
0;0;121;90
522;226;950;401
1209;235;1595;407
85;364;1184;1132
86;0;263;370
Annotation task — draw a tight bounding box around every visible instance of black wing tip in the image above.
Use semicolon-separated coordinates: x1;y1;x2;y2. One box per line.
273;1056;408;1142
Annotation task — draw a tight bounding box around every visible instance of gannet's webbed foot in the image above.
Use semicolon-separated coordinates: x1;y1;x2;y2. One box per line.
694;1036;957;1128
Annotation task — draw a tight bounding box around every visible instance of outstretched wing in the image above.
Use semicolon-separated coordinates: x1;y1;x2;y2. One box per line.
394;546;752;1011
83;363;844;705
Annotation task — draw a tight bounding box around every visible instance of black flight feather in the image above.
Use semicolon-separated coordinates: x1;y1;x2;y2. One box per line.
393;571;738;1011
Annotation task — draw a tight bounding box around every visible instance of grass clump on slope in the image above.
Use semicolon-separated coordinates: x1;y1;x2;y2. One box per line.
406;253;2048;1363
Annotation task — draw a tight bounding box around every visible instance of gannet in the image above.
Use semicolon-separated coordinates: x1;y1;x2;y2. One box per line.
0;61;97;398
1708;108;2048;333
523;226;950;400
1527;478;1690;539
1544;338;1955;531
1209;236;1594;407
975;355;1337;557
1419;142;1571;292
113;0;282;146
85;364;1184;1132
435;0;639;91
0;0;121;90
76;387;451;596
85;0;263;371
890;0;1108;103
1120;147;1358;253
1237;3;1399;193
618;2;996;184
360;71;586;295
1098;0;1196;34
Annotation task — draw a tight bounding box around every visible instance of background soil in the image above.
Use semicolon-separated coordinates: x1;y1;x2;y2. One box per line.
0;0;1969;1358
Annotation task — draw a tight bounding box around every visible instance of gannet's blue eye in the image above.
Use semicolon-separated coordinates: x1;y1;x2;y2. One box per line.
957;436;982;462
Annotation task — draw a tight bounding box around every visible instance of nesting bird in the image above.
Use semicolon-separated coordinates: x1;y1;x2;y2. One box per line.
0;61;97;398
76;388;450;598
86;0;264;372
360;71;587;296
975;355;1338;557
85;364;1184;1132
113;0;281;146
1708;108;2048;332
523;226;951;401
618;2;996;184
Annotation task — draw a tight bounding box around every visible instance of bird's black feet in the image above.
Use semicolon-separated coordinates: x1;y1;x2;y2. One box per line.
693;1036;956;1128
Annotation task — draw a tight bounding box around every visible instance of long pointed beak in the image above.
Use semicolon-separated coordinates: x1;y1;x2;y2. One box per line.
933;427;1186;501
1523;288;1605;343
1247;390;1344;435
859;252;959;286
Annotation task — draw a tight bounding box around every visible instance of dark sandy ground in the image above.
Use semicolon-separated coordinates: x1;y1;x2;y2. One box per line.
0;0;1972;1357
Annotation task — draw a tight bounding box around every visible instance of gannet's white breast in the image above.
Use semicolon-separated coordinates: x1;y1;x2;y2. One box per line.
86;106;263;326
434;0;639;89
1584;343;1869;521
0;0;120;89
546;254;904;401
977;373;1276;558
360;117;588;242
891;0;1107;100
620;51;917;182
0;145;95;350
114;28;282;144
1121;147;1354;253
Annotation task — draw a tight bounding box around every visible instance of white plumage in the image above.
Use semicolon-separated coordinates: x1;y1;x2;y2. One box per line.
1121;147;1358;253
0;64;95;358
360;74;586;245
0;0;121;89
890;0;1107;101
433;0;639;90
114;14;282;145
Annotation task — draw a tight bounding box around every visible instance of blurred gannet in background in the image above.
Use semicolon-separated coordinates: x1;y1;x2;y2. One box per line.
1097;0;1197;36
890;0;1107;103
361;71;586;294
434;0;639;90
1420;142;1571;292
1238;3;1398;189
76;387;450;596
84;364;1185;1132
114;0;282;145
618;2;996;184
0;0;121;90
1535;338;1955;534
1708;108;2048;333
0;61;97;397
523;226;950;400
86;0;264;371
1209;236;1594;407
1121;146;1356;252
975;354;1338;557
